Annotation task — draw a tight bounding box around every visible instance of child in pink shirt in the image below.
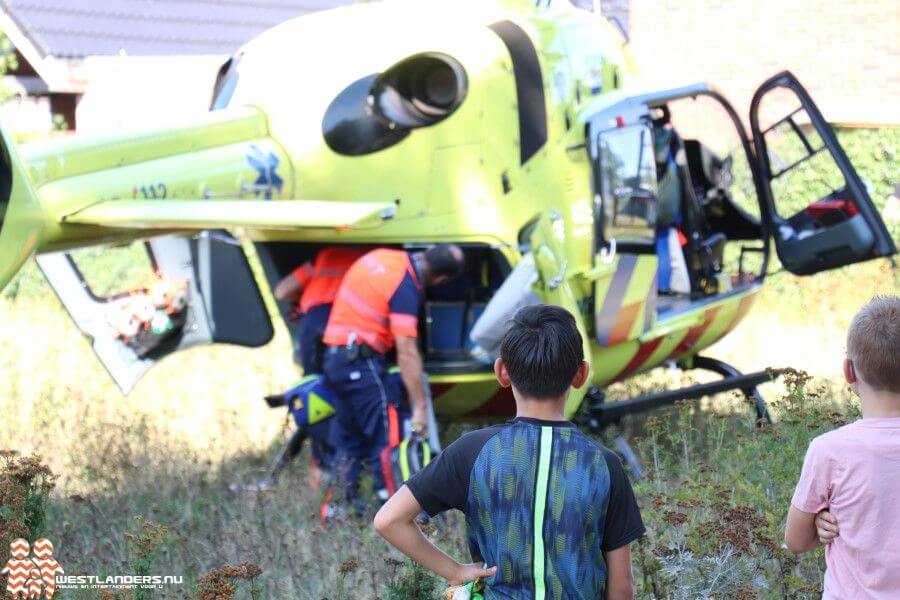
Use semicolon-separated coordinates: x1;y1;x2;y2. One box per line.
785;295;900;599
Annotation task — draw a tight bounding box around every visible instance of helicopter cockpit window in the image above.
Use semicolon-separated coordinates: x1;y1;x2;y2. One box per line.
596;125;658;245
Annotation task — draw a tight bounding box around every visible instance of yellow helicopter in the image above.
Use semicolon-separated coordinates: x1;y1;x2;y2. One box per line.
0;0;894;438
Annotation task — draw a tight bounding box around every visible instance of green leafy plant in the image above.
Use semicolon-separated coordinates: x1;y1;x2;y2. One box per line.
382;559;440;600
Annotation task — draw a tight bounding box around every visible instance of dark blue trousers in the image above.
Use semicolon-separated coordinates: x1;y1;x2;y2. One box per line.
323;350;399;503
293;303;331;374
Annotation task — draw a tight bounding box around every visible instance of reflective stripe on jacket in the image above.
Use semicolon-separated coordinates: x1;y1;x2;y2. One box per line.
293;246;368;313
323;249;422;352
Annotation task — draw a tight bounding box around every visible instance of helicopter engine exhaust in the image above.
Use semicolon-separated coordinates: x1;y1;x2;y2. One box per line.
372;53;468;129
322;53;467;156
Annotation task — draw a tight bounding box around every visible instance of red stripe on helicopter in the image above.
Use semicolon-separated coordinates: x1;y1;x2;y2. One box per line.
429;383;455;399
467;385;515;417
612;337;666;382
702;295;756;348
666;306;721;361
725;294;756;334
606;301;643;346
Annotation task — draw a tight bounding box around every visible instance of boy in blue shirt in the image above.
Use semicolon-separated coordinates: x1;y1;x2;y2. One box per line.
374;305;644;599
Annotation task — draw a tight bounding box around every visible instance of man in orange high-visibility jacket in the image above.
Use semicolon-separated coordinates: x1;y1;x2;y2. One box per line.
322;245;465;511
275;246;368;374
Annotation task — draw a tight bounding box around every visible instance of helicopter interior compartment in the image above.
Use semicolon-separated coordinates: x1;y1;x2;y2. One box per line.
650;110;731;300
420;245;511;374
254;241;511;375
645;94;772;303
594;115;729;321
681;139;764;242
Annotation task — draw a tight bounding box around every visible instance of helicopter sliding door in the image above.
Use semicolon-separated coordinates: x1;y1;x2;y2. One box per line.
36;232;273;393
528;214;593;419
750;71;896;275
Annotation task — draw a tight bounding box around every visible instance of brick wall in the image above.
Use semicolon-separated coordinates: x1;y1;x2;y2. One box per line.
623;0;899;126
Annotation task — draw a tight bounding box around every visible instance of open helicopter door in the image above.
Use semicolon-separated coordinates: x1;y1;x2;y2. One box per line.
36;232;273;393
528;213;593;419
750;71;896;275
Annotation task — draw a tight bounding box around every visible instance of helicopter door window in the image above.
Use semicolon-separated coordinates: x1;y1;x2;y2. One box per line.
595;124;658;250
67;242;159;300
750;74;895;275
758;105;848;237
61;241;193;366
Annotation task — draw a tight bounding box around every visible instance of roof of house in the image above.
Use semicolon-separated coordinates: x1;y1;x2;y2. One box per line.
0;0;358;59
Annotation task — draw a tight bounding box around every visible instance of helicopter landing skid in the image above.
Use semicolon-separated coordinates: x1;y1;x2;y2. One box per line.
585;356;779;478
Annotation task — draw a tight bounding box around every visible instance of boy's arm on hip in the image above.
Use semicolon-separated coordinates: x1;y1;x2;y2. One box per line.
373;486;469;583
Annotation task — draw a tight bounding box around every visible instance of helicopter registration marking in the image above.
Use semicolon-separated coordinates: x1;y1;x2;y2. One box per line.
133;183;167;200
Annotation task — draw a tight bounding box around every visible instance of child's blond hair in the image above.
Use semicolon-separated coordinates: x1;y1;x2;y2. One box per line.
847;295;900;393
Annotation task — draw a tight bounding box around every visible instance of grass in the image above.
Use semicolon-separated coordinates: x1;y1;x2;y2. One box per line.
625;370;858;599
0;256;895;598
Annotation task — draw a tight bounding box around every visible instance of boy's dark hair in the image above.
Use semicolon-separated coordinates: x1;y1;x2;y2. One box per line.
424;244;465;280
847;295;900;393
500;304;584;399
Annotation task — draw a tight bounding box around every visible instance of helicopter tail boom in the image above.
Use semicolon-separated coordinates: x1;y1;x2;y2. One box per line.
21;107;271;189
0;106;399;292
62;198;395;231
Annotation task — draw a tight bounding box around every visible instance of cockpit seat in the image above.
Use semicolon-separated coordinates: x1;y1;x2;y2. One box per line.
690;232;726;295
654;128;682;228
653;125;691;294
654;118;727;297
